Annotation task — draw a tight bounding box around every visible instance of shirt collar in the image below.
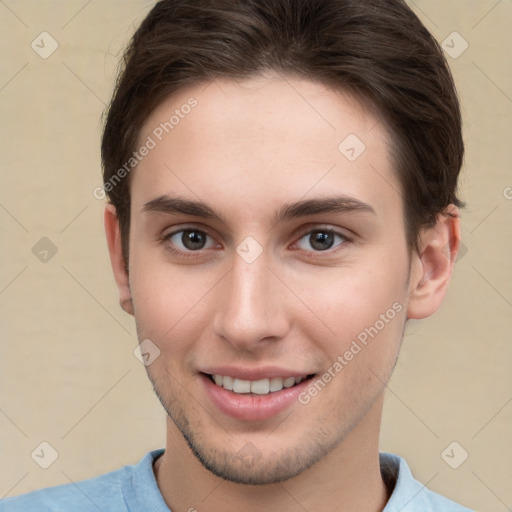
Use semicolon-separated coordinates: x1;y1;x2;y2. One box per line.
128;449;444;512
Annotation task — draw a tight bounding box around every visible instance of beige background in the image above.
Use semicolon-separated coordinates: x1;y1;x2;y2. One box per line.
0;1;511;510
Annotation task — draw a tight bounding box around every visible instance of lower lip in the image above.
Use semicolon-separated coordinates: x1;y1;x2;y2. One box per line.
200;373;314;421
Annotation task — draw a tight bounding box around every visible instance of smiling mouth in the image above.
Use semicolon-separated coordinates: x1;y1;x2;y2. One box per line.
204;373;316;395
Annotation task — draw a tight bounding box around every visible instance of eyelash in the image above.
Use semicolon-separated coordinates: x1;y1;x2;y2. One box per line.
160;224;352;260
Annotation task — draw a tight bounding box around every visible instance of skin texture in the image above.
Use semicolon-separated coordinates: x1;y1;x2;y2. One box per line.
104;75;461;512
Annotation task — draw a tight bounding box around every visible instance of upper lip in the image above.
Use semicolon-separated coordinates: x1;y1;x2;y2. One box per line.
200;366;314;381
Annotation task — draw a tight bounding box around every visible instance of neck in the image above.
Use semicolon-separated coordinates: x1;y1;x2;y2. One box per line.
154;395;390;512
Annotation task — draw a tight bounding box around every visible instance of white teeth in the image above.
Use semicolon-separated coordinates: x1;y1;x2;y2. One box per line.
232;378;251;393
250;379;270;395
211;374;308;394
222;375;233;391
269;377;284;392
283;377;296;388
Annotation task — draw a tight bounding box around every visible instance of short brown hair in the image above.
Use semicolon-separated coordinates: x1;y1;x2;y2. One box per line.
101;0;465;266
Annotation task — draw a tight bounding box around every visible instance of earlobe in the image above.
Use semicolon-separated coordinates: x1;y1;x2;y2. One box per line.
104;204;134;316
406;205;461;320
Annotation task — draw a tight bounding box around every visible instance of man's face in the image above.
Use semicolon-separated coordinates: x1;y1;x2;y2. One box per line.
127;75;412;484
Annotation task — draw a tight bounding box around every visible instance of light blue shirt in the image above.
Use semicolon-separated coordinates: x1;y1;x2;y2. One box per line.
0;449;474;511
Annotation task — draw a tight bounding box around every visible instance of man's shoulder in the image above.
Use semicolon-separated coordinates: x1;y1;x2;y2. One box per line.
381;452;475;512
0;450;165;512
0;467;127;512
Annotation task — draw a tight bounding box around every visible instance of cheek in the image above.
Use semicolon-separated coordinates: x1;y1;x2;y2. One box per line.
129;254;202;341
300;262;406;330
296;259;408;361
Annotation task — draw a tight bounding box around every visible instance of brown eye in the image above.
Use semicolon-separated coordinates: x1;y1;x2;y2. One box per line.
163;229;216;254
295;228;348;253
180;230;208;250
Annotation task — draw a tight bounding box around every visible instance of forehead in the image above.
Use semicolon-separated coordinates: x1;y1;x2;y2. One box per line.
131;75;403;227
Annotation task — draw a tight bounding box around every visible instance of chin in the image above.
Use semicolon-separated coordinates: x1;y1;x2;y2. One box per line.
180;434;328;485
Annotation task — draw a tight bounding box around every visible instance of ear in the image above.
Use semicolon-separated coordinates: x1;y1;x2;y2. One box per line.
406;204;461;319
104;203;134;316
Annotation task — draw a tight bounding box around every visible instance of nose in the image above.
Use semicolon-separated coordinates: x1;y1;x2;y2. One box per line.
212;250;290;351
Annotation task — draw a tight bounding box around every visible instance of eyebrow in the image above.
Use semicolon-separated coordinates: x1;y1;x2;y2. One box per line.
141;194;376;224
